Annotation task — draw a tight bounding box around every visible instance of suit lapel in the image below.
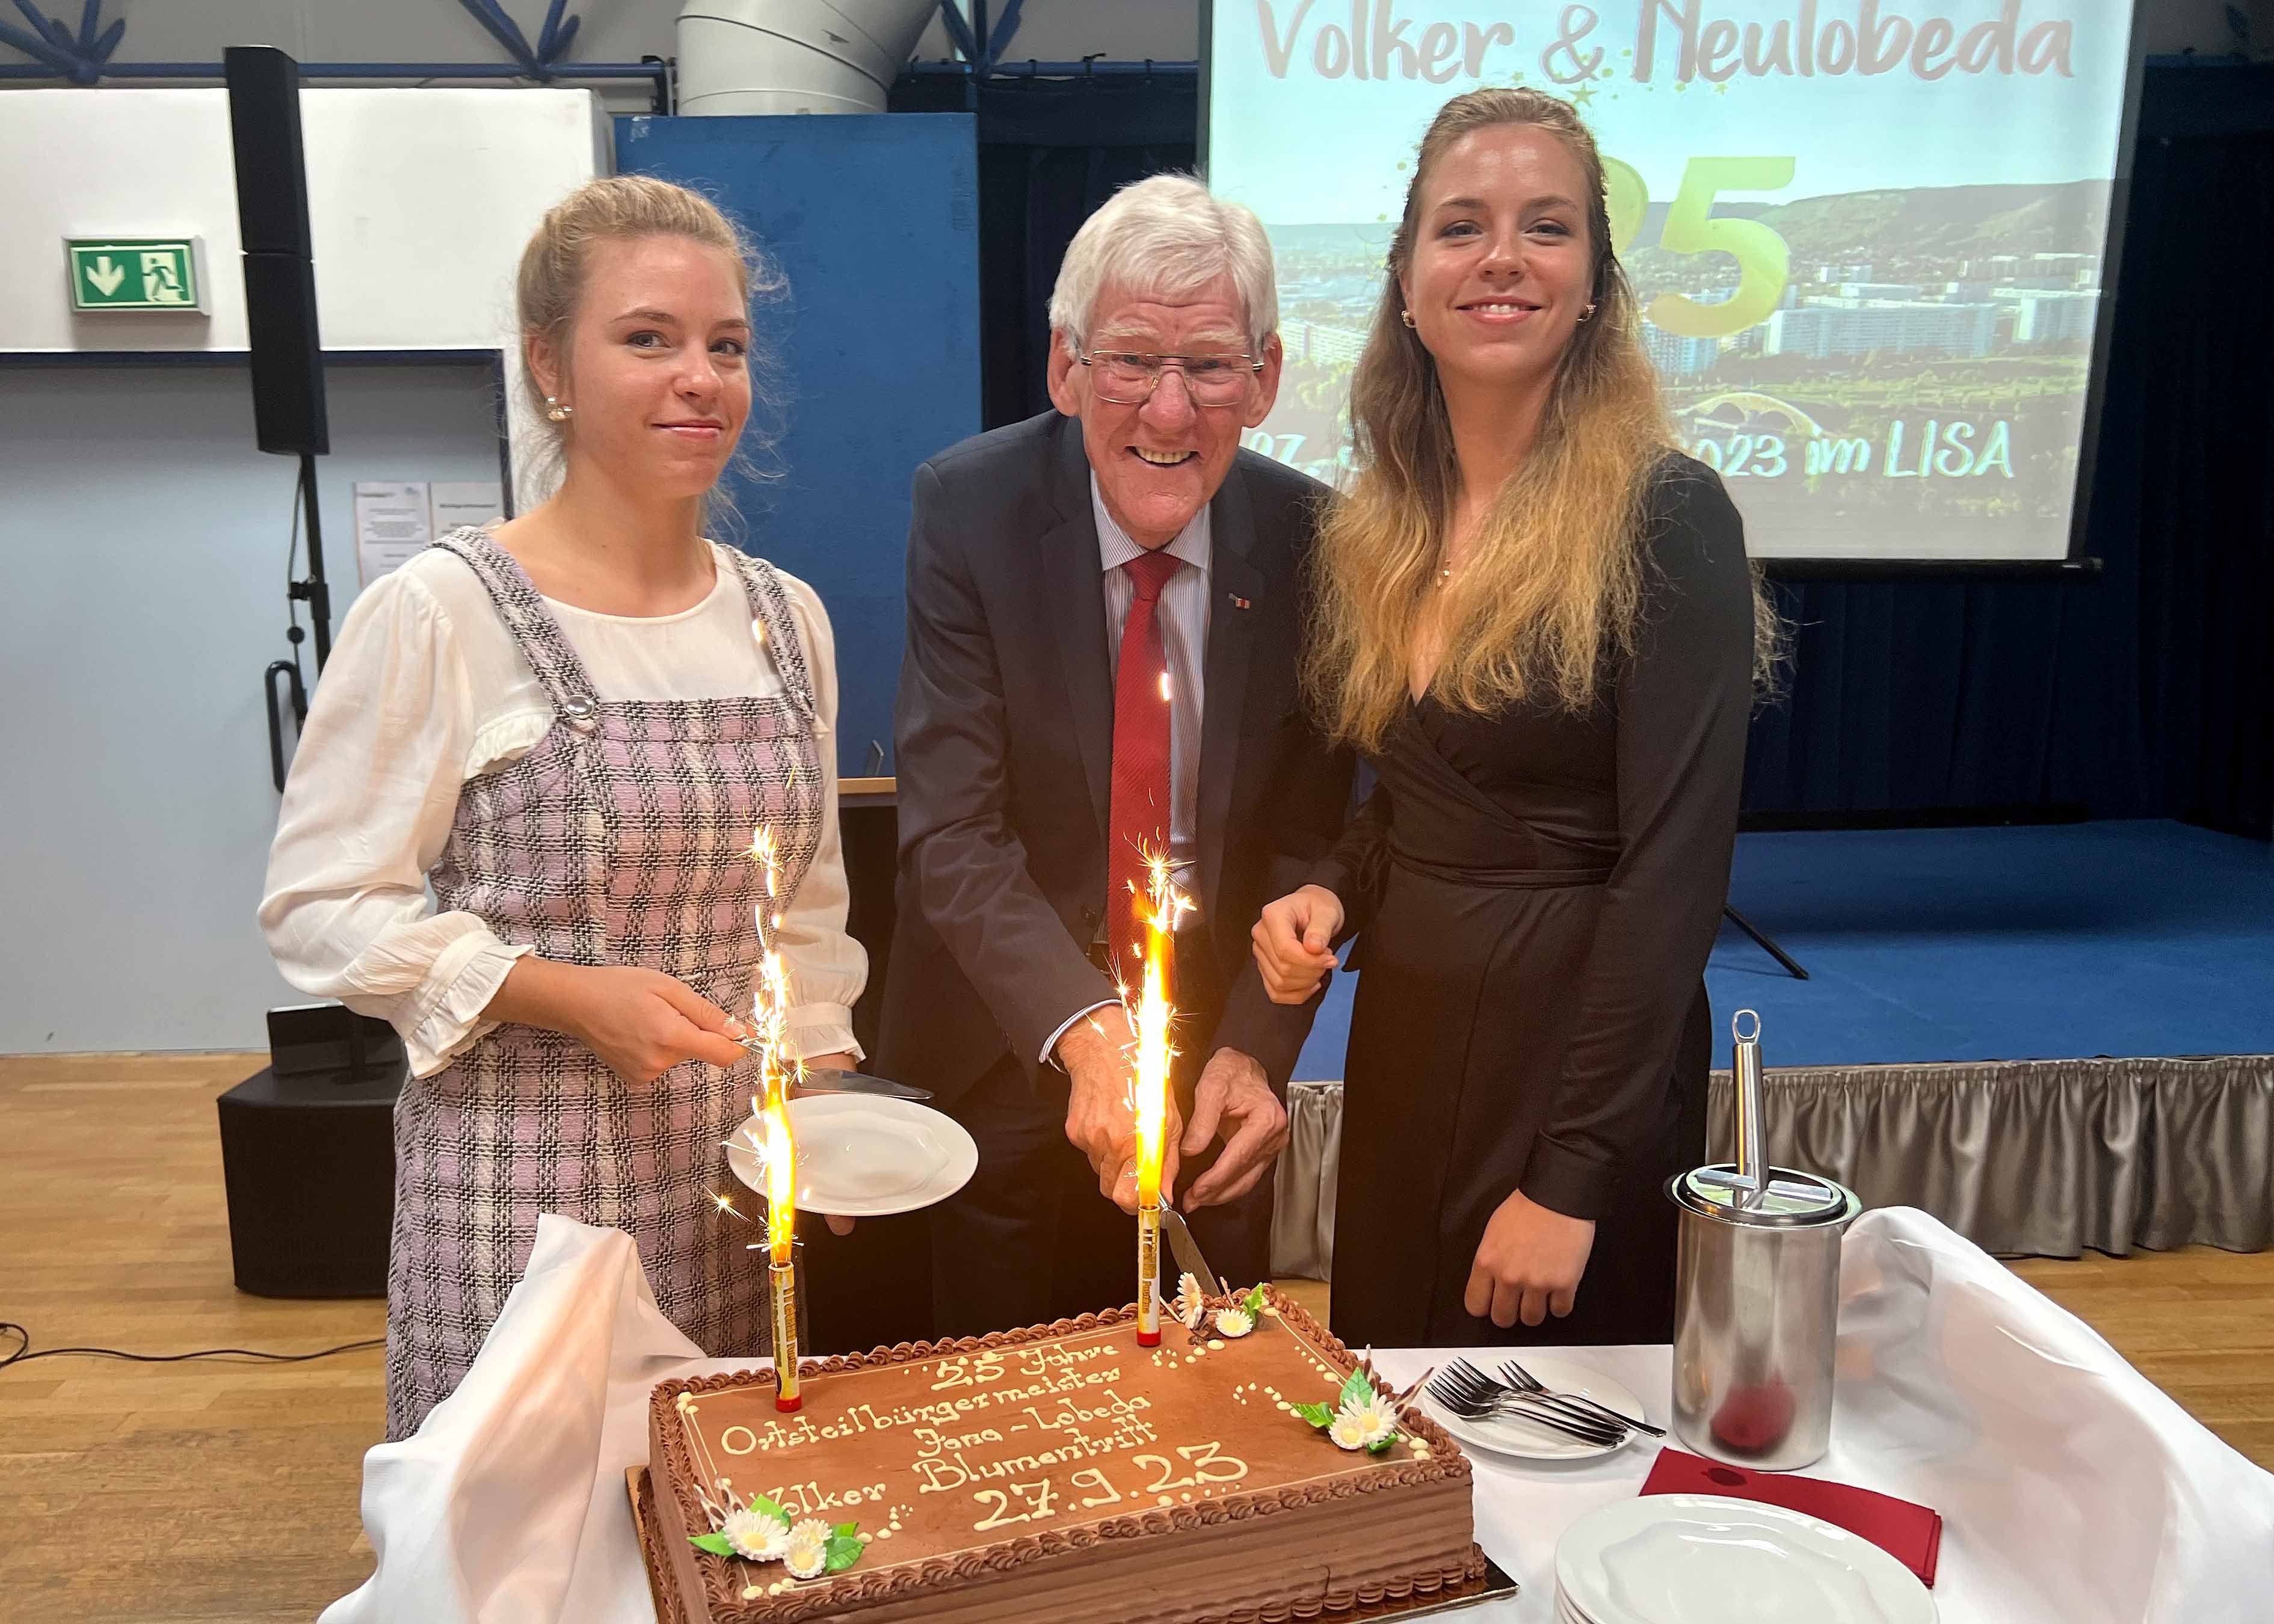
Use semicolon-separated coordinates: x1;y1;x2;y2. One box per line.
1198;461;1263;923
1042;417;1114;841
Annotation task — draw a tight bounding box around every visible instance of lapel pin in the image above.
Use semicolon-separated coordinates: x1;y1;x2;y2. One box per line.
1230;595;1251;611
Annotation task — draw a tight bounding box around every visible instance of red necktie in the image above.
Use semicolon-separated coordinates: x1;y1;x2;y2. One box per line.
1106;549;1184;989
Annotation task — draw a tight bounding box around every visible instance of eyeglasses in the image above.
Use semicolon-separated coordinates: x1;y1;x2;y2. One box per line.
1076;348;1263;406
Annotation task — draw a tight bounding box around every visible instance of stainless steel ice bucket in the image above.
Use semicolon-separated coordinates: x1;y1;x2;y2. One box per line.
1666;1010;1860;1471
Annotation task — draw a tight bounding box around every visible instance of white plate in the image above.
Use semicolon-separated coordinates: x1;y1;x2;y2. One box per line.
1556;1493;1937;1624
724;1093;977;1218
1418;1355;1651;1463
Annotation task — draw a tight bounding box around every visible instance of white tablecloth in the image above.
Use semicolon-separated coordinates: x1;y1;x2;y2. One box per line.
322;1208;2274;1624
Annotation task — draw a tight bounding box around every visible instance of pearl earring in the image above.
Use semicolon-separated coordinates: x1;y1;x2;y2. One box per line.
544;395;573;422
1400;310;1417;329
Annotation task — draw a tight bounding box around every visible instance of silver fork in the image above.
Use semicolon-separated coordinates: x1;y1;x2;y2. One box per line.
1426;1363;1627;1447
1444;1358;1635;1440
1497;1358;1665;1438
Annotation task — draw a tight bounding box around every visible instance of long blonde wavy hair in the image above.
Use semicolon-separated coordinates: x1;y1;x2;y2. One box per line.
1308;89;1690;752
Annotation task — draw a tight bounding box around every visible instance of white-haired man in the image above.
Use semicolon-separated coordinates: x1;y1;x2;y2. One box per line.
877;175;1355;1335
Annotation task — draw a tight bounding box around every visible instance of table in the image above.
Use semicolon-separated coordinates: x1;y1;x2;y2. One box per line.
321;1209;2274;1624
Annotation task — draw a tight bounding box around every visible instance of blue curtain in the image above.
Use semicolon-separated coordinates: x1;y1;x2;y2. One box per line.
894;72;1198;426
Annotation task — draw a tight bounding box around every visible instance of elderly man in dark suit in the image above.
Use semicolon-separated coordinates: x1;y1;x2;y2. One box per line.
877;175;1352;1336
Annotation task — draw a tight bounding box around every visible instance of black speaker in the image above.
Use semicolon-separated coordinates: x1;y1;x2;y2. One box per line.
217;1004;403;1298
266;1001;407;1078
238;252;327;457
224;45;328;456
217;1065;397;1297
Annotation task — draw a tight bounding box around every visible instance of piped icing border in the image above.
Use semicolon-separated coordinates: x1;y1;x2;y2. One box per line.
648;1290;1476;1623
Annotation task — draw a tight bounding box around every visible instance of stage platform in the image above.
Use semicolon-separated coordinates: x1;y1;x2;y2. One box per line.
1706;820;2274;1068
1272;821;2272;1272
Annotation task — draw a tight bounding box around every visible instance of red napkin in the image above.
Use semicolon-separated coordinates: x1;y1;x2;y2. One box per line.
1639;1448;1943;1587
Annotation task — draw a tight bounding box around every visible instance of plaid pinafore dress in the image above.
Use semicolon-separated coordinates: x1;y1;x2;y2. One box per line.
384;528;824;1440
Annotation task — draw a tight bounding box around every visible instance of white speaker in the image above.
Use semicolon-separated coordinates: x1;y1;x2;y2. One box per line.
677;0;939;116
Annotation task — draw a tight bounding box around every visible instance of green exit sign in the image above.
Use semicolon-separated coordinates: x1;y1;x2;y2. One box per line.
66;237;208;313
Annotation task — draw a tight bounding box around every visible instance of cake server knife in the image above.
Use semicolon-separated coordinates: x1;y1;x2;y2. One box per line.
1158;1206;1222;1297
798;1067;934;1101
727;1034;934;1101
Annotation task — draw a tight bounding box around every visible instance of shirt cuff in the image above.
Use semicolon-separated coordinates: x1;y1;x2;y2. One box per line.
1040;1000;1123;1069
786;1005;863;1066
394;936;532;1078
1517;1136;1620;1223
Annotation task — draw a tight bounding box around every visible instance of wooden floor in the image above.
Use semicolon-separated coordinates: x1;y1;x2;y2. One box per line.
3;1054;2269;1622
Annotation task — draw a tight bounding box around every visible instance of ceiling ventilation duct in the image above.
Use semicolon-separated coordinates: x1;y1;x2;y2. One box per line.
677;0;939;116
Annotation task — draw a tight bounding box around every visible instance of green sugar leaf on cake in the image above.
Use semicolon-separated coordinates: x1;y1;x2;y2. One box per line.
1242;1282;1267;1318
1339;1367;1377;1411
1292;1400;1336;1429
834;1521;859;1539
689;1531;736;1556
824;1530;865;1573
746;1492;790;1525
1366;1433;1399;1456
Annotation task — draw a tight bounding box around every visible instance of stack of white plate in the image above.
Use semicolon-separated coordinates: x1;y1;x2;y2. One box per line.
1553;1495;1937;1624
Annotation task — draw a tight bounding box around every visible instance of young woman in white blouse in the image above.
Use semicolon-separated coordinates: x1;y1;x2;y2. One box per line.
262;177;865;1439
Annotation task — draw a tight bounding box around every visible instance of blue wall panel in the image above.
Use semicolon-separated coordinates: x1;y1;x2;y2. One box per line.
618;112;980;775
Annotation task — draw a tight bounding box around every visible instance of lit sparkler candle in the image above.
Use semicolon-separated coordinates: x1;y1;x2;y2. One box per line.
744;825;803;1411
762;1086;801;1411
1131;854;1179;1347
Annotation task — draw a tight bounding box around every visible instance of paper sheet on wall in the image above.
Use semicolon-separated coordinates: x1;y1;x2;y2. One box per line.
356;480;504;585
430;481;505;539
355;482;433;586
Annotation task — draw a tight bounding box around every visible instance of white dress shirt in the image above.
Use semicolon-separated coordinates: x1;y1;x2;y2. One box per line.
1041;482;1214;1065
260;542;867;1079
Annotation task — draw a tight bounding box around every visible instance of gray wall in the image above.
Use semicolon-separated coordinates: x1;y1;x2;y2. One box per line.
0;363;504;1053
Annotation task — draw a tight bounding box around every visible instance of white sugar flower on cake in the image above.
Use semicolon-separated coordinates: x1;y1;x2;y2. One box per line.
1291;1365;1404;1456
723;1504;790;1561
1210;1282;1268;1341
783;1519;832;1579
1330;1392;1400;1451
1172;1272;1206;1330
691;1492;866;1576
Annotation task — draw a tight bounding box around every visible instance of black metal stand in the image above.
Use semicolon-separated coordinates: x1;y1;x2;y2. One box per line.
294;448;333;668
262;452;333;790
1723;903;1810;980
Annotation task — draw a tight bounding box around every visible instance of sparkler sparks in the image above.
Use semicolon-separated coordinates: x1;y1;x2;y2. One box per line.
1129;842;1186;1347
742;823;802;1409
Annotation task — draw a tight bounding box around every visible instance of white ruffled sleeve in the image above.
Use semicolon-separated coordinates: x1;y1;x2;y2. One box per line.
772;573;869;1063
258;568;532;1077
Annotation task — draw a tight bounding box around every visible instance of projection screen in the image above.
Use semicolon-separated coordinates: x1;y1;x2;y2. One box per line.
1204;2;2142;561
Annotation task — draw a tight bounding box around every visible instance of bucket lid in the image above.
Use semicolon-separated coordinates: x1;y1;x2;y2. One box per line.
1670;1164;1860;1229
